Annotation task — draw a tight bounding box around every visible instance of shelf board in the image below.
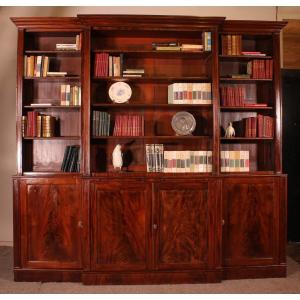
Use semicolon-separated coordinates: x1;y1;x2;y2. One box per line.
93;49;212;57
24;76;81;81
221;137;273;142
24;105;81;109
91;172;213;177
92;76;210;83
220;171;275;175
219;55;272;60
92;103;213;109
23;136;81;140
23;171;80;176
220;106;273;111
220;77;272;82
92;135;211;140
25;50;81;55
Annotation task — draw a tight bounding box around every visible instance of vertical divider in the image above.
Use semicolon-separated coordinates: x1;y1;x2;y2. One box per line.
212;28;221;175
82;28;91;175
16;29;25;175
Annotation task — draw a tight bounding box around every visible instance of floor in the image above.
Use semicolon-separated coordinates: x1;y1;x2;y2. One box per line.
1;246;300;293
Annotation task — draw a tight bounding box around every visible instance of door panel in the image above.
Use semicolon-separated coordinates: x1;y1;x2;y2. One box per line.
155;180;221;270
20;178;82;269
91;181;150;271
223;177;279;266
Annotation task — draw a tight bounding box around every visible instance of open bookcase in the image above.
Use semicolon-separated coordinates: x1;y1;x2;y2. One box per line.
12;16;287;285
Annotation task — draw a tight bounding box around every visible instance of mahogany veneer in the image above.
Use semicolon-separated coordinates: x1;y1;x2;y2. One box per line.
12;15;287;285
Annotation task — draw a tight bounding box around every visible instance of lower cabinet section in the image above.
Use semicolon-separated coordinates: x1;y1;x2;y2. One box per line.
15;177;83;271
13;175;287;284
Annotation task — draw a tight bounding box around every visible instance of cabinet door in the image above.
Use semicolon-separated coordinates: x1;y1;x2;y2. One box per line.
222;177;283;266
19;178;82;269
155;180;221;270
91;181;151;271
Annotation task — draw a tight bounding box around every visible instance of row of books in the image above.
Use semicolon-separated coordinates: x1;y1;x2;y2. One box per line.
60;85;81;106
221;35;242;56
22;112;56;138
56;34;81;51
94;53;124;77
220;86;246;107
233;115;274;138
163;150;213;173
92;111;111;136
168;83;212;104
24;55;49;77
61;145;80;172
113;114;144;136
247;59;273;79
220;151;250;172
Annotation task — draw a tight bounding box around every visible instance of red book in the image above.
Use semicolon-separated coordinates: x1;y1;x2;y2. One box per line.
269;60;273;79
251;117;257;137
257;114;264;137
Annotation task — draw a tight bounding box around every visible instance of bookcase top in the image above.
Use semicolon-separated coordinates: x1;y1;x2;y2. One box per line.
10;15;287;32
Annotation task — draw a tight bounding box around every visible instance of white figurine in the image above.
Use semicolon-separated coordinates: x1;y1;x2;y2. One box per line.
112;144;123;171
225;122;235;138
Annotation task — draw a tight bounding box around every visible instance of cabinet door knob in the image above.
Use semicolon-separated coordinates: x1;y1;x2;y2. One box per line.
78;221;83;228
222;219;225;226
153;224;158;230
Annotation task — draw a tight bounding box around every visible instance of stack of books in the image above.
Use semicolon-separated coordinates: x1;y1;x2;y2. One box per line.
152;42;181;51
242;51;266;56
24;55;49;77
247;59;273;79
145;144;164;172
56;34;81;51
181;44;203;51
94;53;124;77
23;112;56;138
220;150;250;172
92;111;111;136
220;86;246;106
61;145;80;172
232;115;274;138
113;114;144;136
221;35;242;55
163;150;213;173
168;83;212;104
60;85;81;106
122;69;144;77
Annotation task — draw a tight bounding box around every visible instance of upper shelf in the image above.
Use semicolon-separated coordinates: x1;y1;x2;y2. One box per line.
92;76;211;83
220;78;273;82
219;55;272;60
24;76;81;81
25;50;81;56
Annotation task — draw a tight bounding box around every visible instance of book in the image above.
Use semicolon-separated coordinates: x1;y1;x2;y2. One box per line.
221;150;250;172
113;114;144;136
154;46;181;51
46;72;67;77
30;103;52;106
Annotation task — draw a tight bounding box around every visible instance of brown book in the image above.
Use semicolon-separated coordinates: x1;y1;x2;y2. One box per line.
36;115;42;137
21;116;27;137
228;35;232;55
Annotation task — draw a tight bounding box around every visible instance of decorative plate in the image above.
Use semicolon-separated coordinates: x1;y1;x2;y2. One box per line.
171;111;196;136
108;82;132;103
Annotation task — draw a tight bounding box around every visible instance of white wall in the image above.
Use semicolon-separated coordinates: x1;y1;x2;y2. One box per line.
0;6;282;245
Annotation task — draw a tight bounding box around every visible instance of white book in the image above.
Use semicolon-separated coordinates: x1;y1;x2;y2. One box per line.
168;84;174;104
220;151;225;172
65;85;71;106
225;150;230;172
30;103;52;106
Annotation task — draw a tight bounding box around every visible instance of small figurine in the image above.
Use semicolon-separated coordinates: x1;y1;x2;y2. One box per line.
225;122;235;138
112;144;123;171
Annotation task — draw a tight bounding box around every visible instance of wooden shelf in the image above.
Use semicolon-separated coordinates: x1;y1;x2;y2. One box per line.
23;171;80;176
220;77;272;82
220;106;273;111
24;105;81;109
25;50;81;55
219;54;272;60
92;103;212;109
92;76;211;83
23;136;81;140
221;137;274;142
92;135;211;140
94;49;212;57
24;76;81;81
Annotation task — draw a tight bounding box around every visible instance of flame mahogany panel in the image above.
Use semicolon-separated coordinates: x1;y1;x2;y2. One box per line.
19;177;82;269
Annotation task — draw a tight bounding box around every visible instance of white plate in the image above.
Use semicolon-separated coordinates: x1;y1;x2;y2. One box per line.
108;82;132;103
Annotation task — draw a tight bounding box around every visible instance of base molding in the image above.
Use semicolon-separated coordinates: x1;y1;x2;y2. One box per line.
14;265;287;284
222;264;287;280
14;268;81;282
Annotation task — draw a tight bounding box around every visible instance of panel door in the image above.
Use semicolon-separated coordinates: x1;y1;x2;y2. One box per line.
91;180;151;271
155;180;221;270
19;177;82;269
222;177;283;266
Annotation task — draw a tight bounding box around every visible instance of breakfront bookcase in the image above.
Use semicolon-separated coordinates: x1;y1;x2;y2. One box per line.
11;15;287;284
